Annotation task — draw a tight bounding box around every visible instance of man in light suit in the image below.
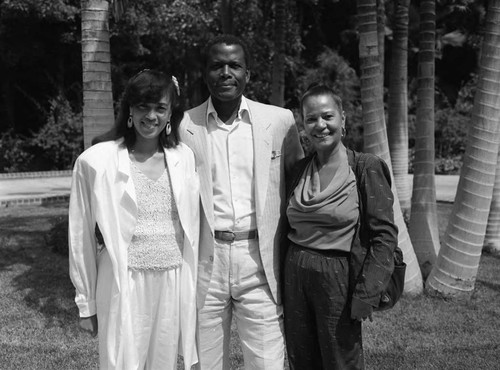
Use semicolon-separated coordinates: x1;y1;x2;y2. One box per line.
179;35;304;369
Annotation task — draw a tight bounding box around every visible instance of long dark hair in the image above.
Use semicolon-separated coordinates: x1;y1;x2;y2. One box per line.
92;69;183;148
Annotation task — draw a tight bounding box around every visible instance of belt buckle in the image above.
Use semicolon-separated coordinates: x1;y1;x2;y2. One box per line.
217;230;236;242
225;231;236;242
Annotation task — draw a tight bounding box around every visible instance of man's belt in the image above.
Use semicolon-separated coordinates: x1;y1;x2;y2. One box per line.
214;230;258;242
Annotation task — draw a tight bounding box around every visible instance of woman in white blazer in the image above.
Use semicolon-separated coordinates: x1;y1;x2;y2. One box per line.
69;70;199;370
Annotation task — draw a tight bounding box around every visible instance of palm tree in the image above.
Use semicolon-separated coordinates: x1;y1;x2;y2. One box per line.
387;0;411;215
409;0;440;279
357;0;423;294
426;0;500;297
270;0;287;107
484;148;500;254
377;0;385;81
81;0;116;149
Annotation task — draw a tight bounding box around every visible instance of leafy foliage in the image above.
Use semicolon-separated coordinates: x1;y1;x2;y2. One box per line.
0;0;485;172
0;95;82;172
407;73;474;174
110;0;303;107
30;95;83;170
0;0;79;21
0;130;34;172
0;0;81;137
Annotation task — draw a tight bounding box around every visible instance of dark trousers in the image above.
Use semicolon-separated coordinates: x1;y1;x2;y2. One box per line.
284;243;364;370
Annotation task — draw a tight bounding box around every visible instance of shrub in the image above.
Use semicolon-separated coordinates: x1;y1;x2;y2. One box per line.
0;130;35;172
435;107;468;159
407;76;472;174
31;95;83;170
435;156;463;174
1;95;83;173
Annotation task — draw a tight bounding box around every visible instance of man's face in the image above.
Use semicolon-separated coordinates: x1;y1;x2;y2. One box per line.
204;43;250;104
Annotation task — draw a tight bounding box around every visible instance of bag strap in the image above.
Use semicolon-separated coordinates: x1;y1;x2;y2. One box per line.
286;155;313;202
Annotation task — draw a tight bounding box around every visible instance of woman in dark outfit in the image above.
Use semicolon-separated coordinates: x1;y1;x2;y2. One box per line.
283;84;398;370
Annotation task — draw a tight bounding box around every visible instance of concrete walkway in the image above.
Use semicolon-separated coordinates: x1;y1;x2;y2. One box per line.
429;174;459;203
0;171;72;207
0;170;459;208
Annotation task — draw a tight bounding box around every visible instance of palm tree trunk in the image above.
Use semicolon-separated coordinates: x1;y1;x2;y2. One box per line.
409;0;440;280
270;0;286;107
426;0;500;297
377;0;385;82
388;0;411;215
484;146;500;254
357;0;423;294
81;0;114;149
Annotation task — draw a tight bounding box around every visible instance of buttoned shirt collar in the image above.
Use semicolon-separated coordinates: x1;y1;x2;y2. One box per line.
206;96;250;127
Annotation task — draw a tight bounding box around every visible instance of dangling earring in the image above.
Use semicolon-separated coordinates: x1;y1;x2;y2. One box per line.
341;126;346;138
165;121;171;135
127;115;133;128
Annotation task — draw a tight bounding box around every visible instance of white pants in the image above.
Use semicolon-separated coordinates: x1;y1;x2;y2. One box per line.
129;269;181;370
198;238;285;370
96;250;181;370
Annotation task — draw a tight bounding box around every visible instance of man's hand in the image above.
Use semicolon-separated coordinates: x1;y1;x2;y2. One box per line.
350;297;373;322
79;315;98;337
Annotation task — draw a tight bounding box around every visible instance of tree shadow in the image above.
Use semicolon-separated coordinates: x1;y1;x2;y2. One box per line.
483;251;500;261
0;203;78;329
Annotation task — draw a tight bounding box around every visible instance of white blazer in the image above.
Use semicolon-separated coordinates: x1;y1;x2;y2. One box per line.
68;139;199;369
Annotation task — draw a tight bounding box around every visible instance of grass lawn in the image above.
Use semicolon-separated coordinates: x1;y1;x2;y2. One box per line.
0;201;499;369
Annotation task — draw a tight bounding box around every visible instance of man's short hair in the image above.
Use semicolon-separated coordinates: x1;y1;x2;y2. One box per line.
201;34;252;69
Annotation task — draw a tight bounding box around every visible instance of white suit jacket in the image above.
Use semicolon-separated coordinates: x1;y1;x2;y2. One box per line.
68;139;199;369
179;97;303;306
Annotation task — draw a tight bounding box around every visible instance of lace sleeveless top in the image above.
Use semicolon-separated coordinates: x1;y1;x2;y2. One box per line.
127;161;184;271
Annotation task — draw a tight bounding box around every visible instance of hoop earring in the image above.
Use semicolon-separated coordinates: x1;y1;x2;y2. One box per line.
165;121;171;135
127;116;133;128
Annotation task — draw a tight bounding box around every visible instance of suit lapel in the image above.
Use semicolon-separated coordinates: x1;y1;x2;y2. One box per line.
116;142;137;231
164;147;192;238
182;103;215;230
248;101;272;221
100;142;137;286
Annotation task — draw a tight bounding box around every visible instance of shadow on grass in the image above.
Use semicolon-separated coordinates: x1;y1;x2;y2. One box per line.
483;251;500;261
476;279;500;294
0;202;77;326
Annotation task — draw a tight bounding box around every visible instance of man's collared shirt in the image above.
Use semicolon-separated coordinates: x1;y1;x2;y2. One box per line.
207;96;256;232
